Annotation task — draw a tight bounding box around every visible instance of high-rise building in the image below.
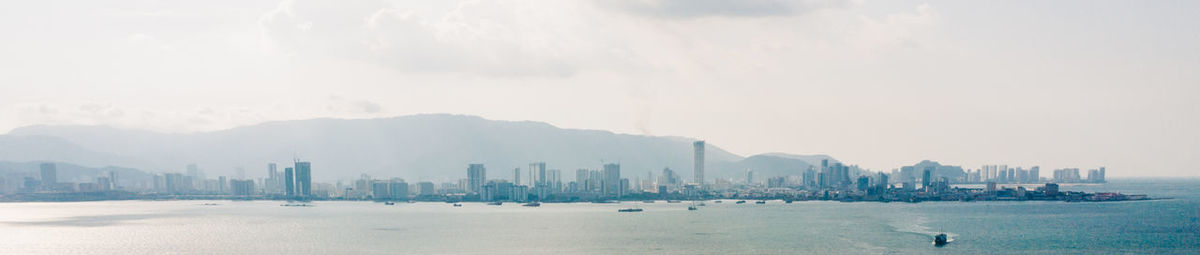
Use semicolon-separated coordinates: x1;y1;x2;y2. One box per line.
372;181;391;200
693;141;705;185
513;168;521;186
284;167;295;197
921;167;933;189
602;163;621;197
745;169;754;185
468;164;486;193
231;179;254;196
418;182;435;196
1030;166;1041;183
39;163;56;189
576;169;589;190
529;162;546;186
547;169;561;192
294;161;312;197
389;180;408;200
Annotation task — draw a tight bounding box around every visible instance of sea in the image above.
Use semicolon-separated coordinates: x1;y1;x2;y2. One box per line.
1;178;1197;254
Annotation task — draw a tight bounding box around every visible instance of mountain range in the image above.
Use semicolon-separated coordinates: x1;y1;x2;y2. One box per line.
0;114;837;182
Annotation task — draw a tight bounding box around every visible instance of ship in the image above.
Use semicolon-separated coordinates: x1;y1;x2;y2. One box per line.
755;200;766;204
618;208;644;212
452;203;463;207
522;202;541;207
384;201;395;205
487;201;503;206
687;206;698;211
934;233;948;246
735;200;747;204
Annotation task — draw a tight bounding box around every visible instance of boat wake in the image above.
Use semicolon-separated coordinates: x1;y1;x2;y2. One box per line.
889;215;957;244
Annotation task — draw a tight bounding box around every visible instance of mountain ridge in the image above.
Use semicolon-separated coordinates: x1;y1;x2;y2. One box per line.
2;114;833;182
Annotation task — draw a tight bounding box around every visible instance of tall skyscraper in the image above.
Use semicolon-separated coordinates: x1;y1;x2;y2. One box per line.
39;162;56;189
529;162;546;186
294;161;311;197
468;164;486;193
693;141;705;185
745;169;754;185
922;167;933;189
284;167;295;197
576;169;589;189
513;168;521;186
602;163;621;197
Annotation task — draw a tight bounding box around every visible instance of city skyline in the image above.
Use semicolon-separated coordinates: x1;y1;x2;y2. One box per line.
1;1;1197;177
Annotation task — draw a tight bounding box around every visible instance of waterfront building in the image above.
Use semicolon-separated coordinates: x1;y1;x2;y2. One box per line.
231;179;254;196
372;181;390;200
40;163;56;189
603;163;621;197
389;180;408;200
745;169;754;185
693;141;705;185
419;181;435;196
468;164;486;194
294;161;312;197
513;168;521;186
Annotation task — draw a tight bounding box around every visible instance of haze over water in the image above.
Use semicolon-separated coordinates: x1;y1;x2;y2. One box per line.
2;178;1196;254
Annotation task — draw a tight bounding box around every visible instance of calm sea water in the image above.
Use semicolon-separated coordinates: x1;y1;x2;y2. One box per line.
1;178;1197;254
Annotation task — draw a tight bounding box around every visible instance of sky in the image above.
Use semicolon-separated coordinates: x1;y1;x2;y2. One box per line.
1;0;1197;177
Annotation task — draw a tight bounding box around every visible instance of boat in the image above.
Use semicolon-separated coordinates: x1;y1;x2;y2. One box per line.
642;200;656;203
280;203;313;207
667;200;681;203
713;200;723;204
755;200;766;204
735;200;746;204
687;206;698;211
487;201;503;206
384;201;395;205
453;203;463;207
934;233;948;246
618;208;644;212
522;202;541;207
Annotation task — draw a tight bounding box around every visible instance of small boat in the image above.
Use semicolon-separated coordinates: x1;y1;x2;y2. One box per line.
713;200;723;204
453;203;463;207
487;201;503;206
934;233;948;246
523;202;541;207
200;203;220;206
384;201;395;205
736;200;747;204
618;208;644;212
642;200;656;203
688;206;698;211
280;203;313;207
755;200;766;204
667;200;682;203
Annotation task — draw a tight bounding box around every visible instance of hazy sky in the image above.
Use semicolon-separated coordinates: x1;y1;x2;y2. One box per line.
1;1;1197;176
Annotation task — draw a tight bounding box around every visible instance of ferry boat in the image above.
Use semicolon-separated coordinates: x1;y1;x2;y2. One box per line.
934;233;948;246
735;200;746;204
618;208;644;212
522;202;541;207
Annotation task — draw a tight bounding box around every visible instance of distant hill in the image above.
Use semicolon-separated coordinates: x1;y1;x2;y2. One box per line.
1;114;835;182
